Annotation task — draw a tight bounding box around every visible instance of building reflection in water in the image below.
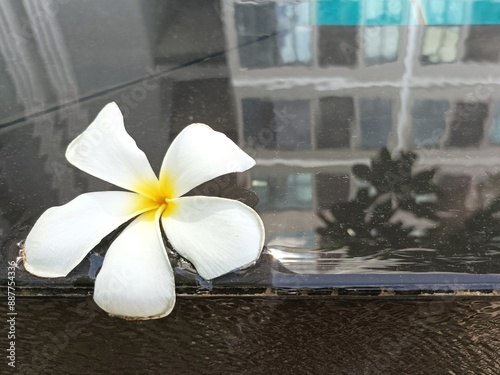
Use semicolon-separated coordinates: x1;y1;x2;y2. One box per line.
220;1;500;272
1;0;500;275
1;10;499;372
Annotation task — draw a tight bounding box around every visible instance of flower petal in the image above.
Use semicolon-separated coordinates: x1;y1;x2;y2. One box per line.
160;124;255;198
24;192;157;278
93;209;175;320
162;196;265;280
66;102;160;199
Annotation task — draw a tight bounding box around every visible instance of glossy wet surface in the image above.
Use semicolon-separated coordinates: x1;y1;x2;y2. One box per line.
2;1;500;374
2;0;500;286
14;297;500;374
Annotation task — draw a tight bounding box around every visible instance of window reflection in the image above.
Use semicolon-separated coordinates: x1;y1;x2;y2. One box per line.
363;0;408;25
276;3;311;65
319;26;358;67
359;98;392;149
364;26;399;66
252;173;313;212
420;0;466;25
361;0;402;66
447;102;488;148
242;98;311;151
274;100;311;150
489;105;500;145
235;2;311;69
235;3;276;69
317;96;354;148
421;27;459;64
412;100;448;148
464;25;500;63
242;98;275;149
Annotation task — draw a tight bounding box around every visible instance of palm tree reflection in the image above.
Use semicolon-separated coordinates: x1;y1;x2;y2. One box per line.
317;148;500;260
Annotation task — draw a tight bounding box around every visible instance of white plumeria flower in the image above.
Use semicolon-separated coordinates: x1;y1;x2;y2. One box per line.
23;102;265;320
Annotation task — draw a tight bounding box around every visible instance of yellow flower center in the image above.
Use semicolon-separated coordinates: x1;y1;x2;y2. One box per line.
132;172;177;217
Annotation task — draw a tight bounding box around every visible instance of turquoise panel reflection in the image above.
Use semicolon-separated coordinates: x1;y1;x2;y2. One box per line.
317;0;500;25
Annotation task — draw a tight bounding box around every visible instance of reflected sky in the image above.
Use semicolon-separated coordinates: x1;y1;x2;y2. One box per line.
1;0;500;281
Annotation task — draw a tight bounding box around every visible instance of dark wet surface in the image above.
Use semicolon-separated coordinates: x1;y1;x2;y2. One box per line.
1;0;500;282
12;297;500;374
1;1;500;374
2;1;500;282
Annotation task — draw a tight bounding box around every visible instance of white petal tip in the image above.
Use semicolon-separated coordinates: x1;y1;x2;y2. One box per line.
23;260;68;278
94;297;176;321
103;308;175;321
23;244;68;278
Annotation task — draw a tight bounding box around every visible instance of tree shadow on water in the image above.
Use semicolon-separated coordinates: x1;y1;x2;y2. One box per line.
317;148;500;261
